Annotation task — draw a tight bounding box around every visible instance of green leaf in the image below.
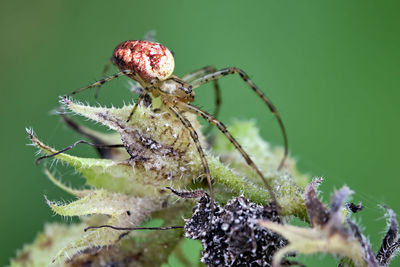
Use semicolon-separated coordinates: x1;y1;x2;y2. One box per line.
46;190;160;262
10;223;88;267
28;129;187;196
28;98;308;216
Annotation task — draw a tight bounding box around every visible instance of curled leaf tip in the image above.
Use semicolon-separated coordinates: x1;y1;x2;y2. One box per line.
258;181;392;267
59;96;71;105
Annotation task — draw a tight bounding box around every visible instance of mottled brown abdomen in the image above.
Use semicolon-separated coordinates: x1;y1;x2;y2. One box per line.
112;40;175;82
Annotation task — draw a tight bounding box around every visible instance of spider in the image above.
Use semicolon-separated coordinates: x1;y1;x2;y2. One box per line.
48;40;288;208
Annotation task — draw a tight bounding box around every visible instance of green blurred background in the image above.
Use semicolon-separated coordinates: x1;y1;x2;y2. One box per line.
1;0;399;266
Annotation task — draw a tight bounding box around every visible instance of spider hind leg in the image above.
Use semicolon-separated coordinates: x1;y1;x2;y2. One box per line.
168;106;215;217
181;102;278;206
183;66;221;135
190;67;288;170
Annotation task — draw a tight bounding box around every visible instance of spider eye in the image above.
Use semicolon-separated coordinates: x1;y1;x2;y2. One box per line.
113;40;175;83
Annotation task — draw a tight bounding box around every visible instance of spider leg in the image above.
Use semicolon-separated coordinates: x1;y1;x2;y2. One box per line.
190;67;288;170
126;91;146;122
35;140;124;164
59;113;123;159
182;66;221;133
169;106;215;215
94;58;113;98
67;70;135;96
182;66;218;82
180;102;277;205
85;225;183;232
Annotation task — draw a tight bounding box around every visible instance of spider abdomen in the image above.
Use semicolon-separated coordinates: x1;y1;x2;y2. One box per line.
112;40;175;82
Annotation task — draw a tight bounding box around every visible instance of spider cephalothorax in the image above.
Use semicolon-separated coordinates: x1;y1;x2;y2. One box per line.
56;39;289;210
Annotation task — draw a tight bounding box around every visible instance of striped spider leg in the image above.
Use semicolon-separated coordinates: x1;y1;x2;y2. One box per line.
34;139;125;164
177;102;277;204
94;58;113;98
189;67;288;170
181;66;221;134
168;105;215;209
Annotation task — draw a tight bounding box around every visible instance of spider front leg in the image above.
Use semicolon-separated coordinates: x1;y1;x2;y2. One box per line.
190;67;288;170
179;102;277;205
169;106;215;214
34;140;124;164
94;58;113;98
182;66;221;133
126;91;147;122
67;70;135;96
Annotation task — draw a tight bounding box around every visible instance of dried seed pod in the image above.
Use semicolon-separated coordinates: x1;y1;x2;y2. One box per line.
184;194;287;266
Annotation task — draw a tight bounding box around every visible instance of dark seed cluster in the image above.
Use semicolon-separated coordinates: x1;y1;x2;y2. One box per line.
184;195;287;267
